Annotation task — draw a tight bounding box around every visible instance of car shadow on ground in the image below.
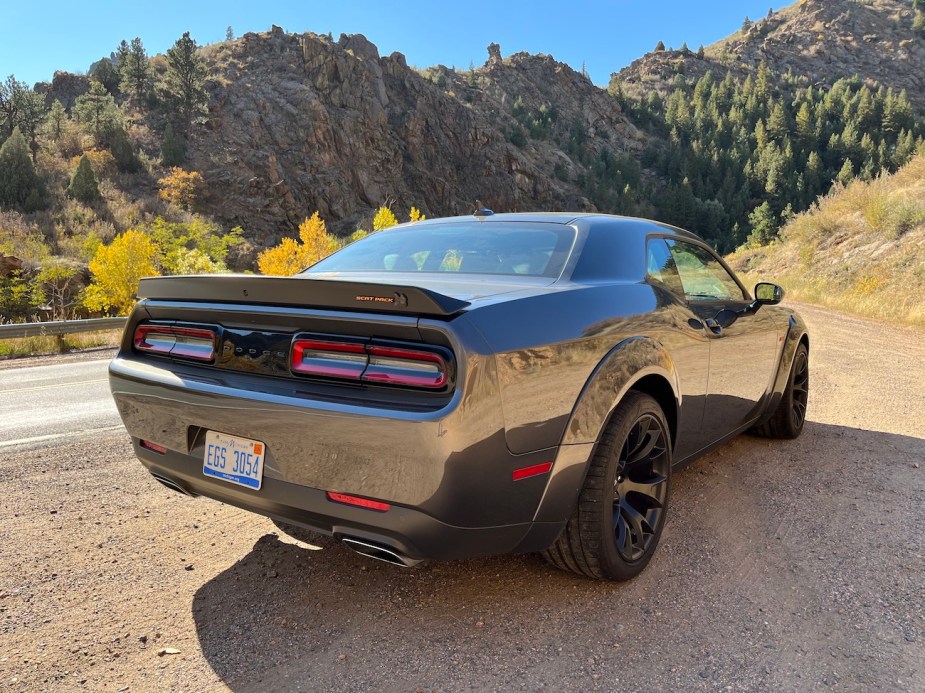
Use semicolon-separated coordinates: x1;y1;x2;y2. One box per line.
191;421;925;691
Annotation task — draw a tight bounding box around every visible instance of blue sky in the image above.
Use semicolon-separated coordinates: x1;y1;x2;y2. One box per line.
2;1;789;88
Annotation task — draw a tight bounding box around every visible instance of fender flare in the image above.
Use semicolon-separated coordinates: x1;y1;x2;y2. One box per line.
532;336;681;523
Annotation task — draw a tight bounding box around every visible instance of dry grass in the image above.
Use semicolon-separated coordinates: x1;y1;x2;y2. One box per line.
727;155;925;329
0;330;122;358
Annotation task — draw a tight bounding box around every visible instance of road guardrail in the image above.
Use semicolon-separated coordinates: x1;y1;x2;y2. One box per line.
0;317;127;340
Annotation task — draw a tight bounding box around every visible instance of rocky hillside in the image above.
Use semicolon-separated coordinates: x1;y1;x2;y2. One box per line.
728;153;925;328
188;28;644;242
619;0;925;109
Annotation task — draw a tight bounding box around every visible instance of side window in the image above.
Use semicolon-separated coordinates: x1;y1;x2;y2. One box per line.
645;239;684;297
667;240;746;302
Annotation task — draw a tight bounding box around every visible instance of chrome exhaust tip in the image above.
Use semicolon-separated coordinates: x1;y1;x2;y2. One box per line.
341;537;421;568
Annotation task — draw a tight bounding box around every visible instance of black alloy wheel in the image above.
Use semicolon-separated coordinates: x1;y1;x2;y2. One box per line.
542;391;672;581
613;413;670;563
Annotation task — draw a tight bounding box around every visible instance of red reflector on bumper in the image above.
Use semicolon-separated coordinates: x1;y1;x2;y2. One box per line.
326;491;391;512
512;461;553;481
140;439;167;455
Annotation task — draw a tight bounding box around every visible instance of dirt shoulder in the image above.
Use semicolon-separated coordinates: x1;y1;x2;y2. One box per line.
0;303;923;691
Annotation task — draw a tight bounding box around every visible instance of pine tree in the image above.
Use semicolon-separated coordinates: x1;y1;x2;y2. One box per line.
12;88;45;162
0;75;27;138
164;32;209;136
110;127;140;173
46;99;67;141
68;154;101;203
0;128;42;210
836;159;855;186
90;59;121;95
225;26;234;41
120;37;151;104
655;41;666;52
159;123;186;166
73;81;122;145
747;201;778;245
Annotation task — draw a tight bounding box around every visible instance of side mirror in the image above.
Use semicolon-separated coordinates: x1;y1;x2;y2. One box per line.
753;282;784;306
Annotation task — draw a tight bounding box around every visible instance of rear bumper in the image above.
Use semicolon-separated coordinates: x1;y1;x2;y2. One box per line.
134;441;564;561
110;355;568;554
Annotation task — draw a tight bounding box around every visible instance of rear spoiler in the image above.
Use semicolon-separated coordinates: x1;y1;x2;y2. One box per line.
136;275;470;317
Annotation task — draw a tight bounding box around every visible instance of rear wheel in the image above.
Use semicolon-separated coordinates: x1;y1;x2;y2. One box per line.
542;392;671;581
752;342;809;440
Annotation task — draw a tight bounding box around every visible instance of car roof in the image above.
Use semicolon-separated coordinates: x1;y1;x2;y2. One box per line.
412;212;705;243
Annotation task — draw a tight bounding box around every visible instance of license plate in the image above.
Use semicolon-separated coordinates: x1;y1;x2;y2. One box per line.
203;431;265;490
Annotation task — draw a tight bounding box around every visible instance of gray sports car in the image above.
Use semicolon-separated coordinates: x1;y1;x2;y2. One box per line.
109;212;809;581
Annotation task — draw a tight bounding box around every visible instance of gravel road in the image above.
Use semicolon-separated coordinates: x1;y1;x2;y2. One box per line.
0;304;923;692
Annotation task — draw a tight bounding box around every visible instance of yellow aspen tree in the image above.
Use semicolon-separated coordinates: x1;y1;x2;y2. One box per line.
373;206;398;231
409;206;426;222
84;229;160;315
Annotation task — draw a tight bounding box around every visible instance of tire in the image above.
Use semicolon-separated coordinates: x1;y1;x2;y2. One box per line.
542;391;672;581
752;342;809;440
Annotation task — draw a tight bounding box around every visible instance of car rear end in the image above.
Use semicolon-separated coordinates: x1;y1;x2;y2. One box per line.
110;219;581;564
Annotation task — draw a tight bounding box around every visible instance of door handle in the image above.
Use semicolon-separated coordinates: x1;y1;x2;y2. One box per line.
704;318;723;336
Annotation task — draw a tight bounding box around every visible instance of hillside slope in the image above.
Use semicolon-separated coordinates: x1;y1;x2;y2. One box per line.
727;154;925;327
619;0;925;110
188;29;644;242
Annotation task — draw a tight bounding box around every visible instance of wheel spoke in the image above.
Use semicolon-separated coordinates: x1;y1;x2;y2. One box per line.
621;474;667;505
626;421;660;465
620;501;653;556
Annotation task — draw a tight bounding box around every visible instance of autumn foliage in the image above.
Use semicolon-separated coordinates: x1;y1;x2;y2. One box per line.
157;167;204;210
84;230;160;315
257;212;340;276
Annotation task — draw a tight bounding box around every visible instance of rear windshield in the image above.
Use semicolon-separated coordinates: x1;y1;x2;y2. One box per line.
305;221;577;278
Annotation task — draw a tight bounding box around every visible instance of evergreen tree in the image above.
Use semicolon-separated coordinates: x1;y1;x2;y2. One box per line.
225;26;234;41
0;128;42;210
159;122;186;166
73;80;121;145
164;32;210;136
67;154;101;203
90;59;121;95
46;99;67;141
836;159;855;186
120;37;151;104
747;201;778;245
0;75;27;138
110;127;140;173
654;41;666;52
696;45;705;59
12;88;45;162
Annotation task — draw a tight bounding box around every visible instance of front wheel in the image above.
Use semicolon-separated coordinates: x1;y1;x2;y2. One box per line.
542;392;672;581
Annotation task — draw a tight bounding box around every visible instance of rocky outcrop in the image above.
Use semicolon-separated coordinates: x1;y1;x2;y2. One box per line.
187;31;643;242
0;254;23;277
619;0;925;110
33;72;90;110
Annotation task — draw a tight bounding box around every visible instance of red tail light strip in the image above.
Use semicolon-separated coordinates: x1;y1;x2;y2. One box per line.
512;461;553;481
140;439;167;455
326;491;391;512
291;339;448;389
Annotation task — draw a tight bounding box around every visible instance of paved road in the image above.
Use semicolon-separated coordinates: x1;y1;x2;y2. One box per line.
0;359;121;452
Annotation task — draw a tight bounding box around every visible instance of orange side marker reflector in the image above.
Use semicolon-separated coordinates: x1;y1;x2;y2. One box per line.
140;439;167;455
512;462;553;481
